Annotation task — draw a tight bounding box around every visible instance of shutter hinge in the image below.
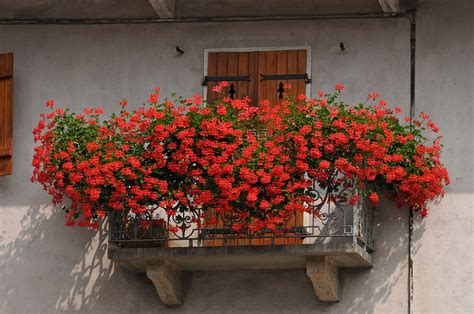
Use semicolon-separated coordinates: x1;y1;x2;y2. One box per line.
202;75;251;86
260;73;311;84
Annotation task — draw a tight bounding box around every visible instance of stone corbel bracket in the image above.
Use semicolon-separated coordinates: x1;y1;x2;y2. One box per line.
306;256;340;302
146;261;183;306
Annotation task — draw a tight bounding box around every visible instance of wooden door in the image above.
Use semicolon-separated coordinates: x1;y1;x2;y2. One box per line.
205;49;308;246
0;52;13;176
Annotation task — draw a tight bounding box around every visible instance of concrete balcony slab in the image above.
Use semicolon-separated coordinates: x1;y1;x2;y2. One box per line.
108;238;372;305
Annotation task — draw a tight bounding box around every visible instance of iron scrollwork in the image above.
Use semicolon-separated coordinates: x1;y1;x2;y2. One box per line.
168;202;201;239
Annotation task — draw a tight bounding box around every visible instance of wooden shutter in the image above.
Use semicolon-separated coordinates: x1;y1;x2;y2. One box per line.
206;50;307;105
206;51;257;105
0;52;13;176
205;49;308;246
257;49;307;106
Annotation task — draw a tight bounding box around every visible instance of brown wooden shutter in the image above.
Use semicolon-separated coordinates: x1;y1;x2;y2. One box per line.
206;51;257;105
257;49;307;105
207;49;307;105
0;52;13;176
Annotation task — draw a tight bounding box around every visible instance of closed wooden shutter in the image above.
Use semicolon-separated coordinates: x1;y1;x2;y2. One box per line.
0;52;13;176
205;49;308;246
206;51;257;105
206;49;307;106
257;49;307;106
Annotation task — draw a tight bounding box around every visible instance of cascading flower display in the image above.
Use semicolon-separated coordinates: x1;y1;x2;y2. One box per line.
32;83;449;230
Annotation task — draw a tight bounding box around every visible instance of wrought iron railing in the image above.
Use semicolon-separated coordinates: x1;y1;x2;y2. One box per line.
108;182;374;253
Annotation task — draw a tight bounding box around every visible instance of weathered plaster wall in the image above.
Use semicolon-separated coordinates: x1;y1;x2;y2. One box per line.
413;0;474;313
0;0;470;311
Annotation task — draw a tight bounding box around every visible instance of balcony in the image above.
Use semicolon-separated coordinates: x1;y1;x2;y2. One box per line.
108;186;374;305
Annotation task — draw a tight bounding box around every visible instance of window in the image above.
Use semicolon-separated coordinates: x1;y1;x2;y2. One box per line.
0;52;13;176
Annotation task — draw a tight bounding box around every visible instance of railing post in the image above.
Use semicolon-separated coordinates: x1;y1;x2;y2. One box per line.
352;200;360;244
108;210;116;242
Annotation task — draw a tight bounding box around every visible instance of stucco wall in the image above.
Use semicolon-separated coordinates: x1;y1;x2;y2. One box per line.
413;0;474;313
0;0;471;312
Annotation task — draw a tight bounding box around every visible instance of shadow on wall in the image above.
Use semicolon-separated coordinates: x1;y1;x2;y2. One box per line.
302;200;425;313
0;204;103;312
0;204;159;313
0;201;425;313
341;200;426;313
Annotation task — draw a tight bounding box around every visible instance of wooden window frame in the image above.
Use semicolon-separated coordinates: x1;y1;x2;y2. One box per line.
203;46;312;101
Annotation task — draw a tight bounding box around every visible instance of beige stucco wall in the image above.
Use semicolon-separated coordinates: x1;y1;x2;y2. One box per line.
0;0;471;312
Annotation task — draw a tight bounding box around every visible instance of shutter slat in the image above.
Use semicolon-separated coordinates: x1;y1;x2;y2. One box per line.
249;52;258;106
296;50;307;103
257;51;267;102
206;52;218;104
237;52;249;100
227;52;239;100
265;51;277;106
276;50;288;106
287;50;297;100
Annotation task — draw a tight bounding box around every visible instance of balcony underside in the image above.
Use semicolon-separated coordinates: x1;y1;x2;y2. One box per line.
108;237;372;305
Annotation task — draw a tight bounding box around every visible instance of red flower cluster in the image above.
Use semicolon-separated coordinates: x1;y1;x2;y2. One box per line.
32;83;449;230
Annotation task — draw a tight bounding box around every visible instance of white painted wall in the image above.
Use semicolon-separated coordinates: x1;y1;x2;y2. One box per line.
0;0;471;312
413;0;474;313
